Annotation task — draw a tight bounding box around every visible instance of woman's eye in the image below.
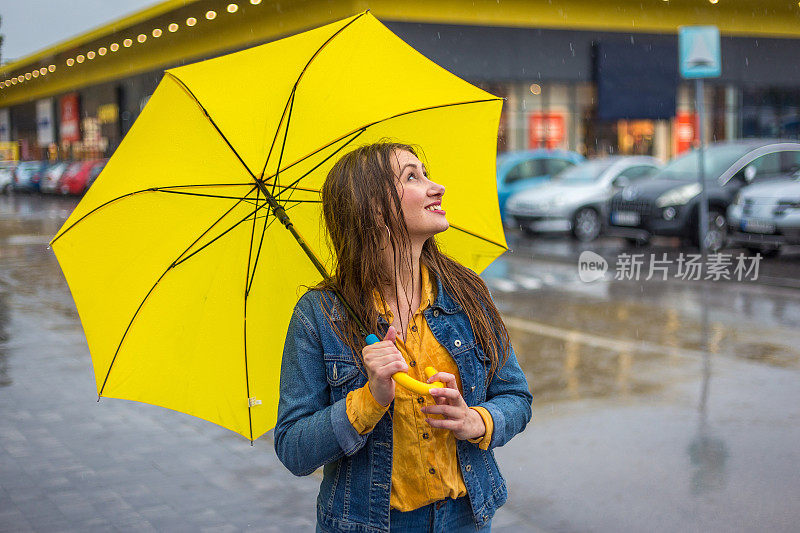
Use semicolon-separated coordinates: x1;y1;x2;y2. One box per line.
408;173;417;181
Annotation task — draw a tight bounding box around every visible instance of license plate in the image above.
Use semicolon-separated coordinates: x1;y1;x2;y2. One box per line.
611;211;640;226
741;218;776;234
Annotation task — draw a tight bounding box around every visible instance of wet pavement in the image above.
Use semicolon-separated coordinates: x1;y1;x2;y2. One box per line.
2;193;799;532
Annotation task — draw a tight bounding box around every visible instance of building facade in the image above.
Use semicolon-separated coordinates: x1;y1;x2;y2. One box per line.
2;0;800;162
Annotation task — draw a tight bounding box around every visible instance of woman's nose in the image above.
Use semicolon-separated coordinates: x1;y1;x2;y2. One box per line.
428;180;445;196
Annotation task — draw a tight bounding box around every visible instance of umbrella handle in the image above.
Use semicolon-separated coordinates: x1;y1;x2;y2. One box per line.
365;334;445;396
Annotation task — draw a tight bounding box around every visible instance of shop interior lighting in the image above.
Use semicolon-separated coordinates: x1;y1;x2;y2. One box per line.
138;34;147;43
709;0;718;3
24;73;31;80
110;43;120;52
98;47;107;56
87;51;96;59
48;65;55;72
227;3;239;13
17;75;24;82
66;58;75;66
32;70;39;78
152;28;162;38
206;10;217;20
40;67;47;75
76;54;85;63
186;17;197;26
250;0;262;4
123;39;133;47
11;78;17;85
529;83;542;95
168;23;179;32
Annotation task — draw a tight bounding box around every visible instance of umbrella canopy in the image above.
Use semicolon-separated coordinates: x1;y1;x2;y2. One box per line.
50;12;506;442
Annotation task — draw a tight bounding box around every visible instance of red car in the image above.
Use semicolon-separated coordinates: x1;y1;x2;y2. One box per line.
59;159;106;195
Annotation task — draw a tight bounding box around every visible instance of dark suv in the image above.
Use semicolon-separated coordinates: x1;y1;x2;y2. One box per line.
606;140;800;251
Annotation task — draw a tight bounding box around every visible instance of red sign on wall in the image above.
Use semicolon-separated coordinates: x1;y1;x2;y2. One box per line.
674;111;698;154
60;93;81;143
528;113;565;149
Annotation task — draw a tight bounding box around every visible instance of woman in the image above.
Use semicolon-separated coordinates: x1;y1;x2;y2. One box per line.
274;141;532;532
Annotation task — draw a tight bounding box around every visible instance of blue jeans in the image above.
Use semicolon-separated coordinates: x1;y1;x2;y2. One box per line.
316;496;492;532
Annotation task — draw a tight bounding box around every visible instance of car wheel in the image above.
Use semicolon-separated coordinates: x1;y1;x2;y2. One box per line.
572;207;601;242
703;210;728;252
744;245;780;258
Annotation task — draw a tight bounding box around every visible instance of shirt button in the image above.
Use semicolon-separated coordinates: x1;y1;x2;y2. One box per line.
422;432;430;439
454;339;462;347
471;385;475;392
411;325;418;332
465;465;472;472
409;360;417;367
417;396;424;404
433;310;439;317
429;467;436;475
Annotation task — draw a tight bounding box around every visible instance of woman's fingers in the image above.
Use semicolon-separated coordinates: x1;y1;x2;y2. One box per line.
429;387;466;406
420;404;461;418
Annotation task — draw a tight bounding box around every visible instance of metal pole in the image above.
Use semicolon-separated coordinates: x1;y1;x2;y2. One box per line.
696;78;709;255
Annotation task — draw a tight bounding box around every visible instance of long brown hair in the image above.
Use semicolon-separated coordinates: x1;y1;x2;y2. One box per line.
316;141;510;386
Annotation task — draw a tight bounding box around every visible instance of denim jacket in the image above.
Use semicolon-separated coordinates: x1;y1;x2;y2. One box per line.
274;275;533;532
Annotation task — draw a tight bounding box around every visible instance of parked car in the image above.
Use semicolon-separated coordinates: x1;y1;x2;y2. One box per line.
83;159;107;192
506;156;661;241
0;161;17;193
39;161;71;194
606;140;800;251
496;149;584;221
60;159;106;195
12;161;49;192
727;174;800;257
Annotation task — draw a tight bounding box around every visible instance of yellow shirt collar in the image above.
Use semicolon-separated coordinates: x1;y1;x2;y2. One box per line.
373;264;436;322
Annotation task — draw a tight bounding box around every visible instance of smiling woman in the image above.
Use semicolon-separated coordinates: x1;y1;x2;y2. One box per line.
274;141;533;533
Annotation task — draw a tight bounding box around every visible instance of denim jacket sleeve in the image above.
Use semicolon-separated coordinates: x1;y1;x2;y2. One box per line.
273;293;370;477
474;340;533;450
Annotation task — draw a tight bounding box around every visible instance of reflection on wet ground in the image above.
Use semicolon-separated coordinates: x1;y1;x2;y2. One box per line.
483;252;800;407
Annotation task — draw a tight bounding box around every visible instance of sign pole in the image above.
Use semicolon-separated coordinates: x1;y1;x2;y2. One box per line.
695;78;709;255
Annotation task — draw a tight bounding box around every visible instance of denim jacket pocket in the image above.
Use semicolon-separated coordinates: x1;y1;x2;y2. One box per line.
323;354;367;402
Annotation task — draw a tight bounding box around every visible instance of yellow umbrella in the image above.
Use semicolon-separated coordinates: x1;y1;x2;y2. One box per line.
50;12;506;442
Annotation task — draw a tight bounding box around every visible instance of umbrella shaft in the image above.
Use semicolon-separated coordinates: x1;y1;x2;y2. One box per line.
253;180;370;339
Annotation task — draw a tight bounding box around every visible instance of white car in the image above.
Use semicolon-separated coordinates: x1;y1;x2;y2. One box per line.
727;175;800;257
506;156;661;241
0;161;17;193
39;161;71;194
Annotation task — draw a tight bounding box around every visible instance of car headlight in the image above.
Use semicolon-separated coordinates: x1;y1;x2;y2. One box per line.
656;183;702;207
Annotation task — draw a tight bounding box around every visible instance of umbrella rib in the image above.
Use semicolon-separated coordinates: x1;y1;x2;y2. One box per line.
258;11;369;188
271;98;503;199
97;185;260;398
242;186;262;443
448;223;508;251
50;184;256;247
274;127;366;206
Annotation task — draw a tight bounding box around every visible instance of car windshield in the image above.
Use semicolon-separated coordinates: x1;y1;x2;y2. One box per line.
658;145;754;180
553;159;615;184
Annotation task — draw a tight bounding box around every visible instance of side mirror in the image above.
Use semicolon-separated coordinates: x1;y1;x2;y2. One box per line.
613;175;630;188
744;165;757;182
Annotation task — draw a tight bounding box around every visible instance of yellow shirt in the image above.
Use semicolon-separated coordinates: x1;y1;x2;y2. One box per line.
345;265;494;512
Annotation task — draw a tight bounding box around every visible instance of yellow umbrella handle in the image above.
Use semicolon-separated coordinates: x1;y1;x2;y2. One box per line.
366;334;444;396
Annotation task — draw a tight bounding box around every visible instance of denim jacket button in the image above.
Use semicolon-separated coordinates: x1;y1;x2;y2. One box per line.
454;339;461;347
465;464;472;472
433;310;439;317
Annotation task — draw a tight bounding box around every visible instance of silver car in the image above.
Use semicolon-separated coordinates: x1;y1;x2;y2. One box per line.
727;175;800;257
506;156;661;241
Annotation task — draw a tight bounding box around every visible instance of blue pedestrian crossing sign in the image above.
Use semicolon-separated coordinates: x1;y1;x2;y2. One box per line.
679;26;721;78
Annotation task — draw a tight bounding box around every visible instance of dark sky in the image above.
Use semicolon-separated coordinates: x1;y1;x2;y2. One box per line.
0;0;159;62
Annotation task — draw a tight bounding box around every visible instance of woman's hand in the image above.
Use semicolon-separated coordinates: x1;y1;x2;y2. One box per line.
421;372;486;441
362;326;408;407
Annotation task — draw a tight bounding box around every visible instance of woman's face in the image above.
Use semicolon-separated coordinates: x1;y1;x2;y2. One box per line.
391;149;448;241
